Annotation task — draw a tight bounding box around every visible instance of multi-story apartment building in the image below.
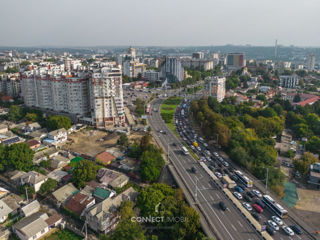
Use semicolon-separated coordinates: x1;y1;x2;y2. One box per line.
21;63;125;128
161;57;184;82
0;73;21;97
204;76;226;102
123;60;146;78
279;75;299;88
192;52;204;59
180;58;214;71
226;53;246;71
306;54;315;71
143;70;160;82
89;66;125;128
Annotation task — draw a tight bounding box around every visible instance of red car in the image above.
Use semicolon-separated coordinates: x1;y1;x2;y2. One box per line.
253;204;263;213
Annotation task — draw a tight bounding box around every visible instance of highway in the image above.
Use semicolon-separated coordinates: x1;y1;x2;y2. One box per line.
148;98;263;240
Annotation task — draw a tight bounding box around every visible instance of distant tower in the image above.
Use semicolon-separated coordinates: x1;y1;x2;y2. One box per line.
275;40;278;60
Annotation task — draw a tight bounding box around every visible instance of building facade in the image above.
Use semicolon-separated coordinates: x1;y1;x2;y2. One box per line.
21;64;125;128
180;58;214;71
279;75;299;88
161;57;184;82
143;70;160;82
306;54;315;71
204;76;226;102
226;53;246;70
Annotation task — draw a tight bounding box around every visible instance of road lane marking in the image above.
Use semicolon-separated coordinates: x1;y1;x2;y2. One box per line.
231;224;237;231
216;193;220;199
210;195;214;201
238;221;243;228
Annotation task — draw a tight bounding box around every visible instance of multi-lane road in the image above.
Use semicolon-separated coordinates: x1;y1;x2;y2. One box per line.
148;98;263;240
147;97;315;240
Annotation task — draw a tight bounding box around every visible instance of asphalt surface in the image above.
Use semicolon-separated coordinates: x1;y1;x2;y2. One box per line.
148;98;263;240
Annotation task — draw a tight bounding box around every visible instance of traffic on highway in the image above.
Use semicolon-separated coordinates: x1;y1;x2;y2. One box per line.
172;98;312;240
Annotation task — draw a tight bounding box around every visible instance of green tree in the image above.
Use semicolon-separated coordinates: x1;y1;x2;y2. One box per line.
140;134;151;152
46;115;71;131
117;133;129;147
306;136;320;154
8;105;24;122
293;152;318;175
140;148;165;182
39;178;57;195
293;94;301;103
20;61;31;67
72;160;99;188
5;143;34;171
25;113;38;122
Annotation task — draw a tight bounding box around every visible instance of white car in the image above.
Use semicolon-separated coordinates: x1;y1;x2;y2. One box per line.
242;202;252;211
282;226;294;236
196;147;201;151
190;145;195;150
205;150;211;156
222;161;229;167
233;192;242;200
252;189;262;198
271;216;283;226
267;220;279;231
200;157;206;162
213;152;219;157
203;143;208;148
215;172;222;178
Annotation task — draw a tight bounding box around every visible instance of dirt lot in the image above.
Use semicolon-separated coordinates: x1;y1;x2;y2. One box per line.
294;188;320;229
65;129;120;158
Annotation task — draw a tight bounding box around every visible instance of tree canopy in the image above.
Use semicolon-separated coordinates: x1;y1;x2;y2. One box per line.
46;115;71;131
72;160;99;188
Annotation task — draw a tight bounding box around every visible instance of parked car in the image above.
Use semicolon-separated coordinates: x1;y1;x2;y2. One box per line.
253;204;263;213
191;166;197;173
255;200;265;209
271;216;283;226
266;225;275;236
219;201;227;211
244;194;252;202
235;186;243;193
252;189;262;198
282;226;294;236
267;220;279;231
242;202;252;211
251;212;261;222
290;225;302;235
247;191;255;198
215;172;222;178
233;192;242;200
222;161;229;167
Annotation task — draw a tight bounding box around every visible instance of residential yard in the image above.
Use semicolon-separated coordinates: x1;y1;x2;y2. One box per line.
64;129;119;158
295;188;320;213
44;229;81;240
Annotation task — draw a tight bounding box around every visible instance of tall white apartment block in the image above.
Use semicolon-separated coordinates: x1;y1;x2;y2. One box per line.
306;54;315;71
279;75;299;88
161;57;184;82
89;66;125;128
205;76;226;102
21;63;125;128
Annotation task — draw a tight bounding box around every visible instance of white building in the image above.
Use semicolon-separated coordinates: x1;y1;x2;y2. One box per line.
280;75;299;88
89;66;125;128
161;57;184;82
204;76;226;102
180;58;214;71
306;54;315;71
21;63;125;129
192;52;204;59
47;128;67;144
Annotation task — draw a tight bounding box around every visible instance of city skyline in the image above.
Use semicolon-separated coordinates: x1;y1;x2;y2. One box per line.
1;0;319;47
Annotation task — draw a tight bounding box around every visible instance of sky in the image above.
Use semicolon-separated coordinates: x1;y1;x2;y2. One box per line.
0;0;319;47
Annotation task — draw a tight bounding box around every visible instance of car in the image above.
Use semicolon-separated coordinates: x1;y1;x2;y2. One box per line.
233;192;242;200
247;191;255;198
206;156;211;162
230;175;238;181
223;169;229;175
208;165;215;171
222;161;229;167
244;194;252;202
205;150;211;156
191;166;197;173
271;216;283;226
159;130;164;133
253;204;263;213
282;226;294;236
196;147;201;151
217;163;222;168
242;202;252;211
203;143;208;148
199;157;206;162
172;142;177;147
219;201;227;211
255;200;265;209
215;172;222;178
199;137;204;142
266;225;275;236
251;212;261;222
235;186;243;193
190;145;195;150
290;225;303;235
213;152;219;157
252;189;262;198
267;220;279;231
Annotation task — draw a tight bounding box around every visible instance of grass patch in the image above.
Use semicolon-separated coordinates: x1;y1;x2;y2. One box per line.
44;229;82;240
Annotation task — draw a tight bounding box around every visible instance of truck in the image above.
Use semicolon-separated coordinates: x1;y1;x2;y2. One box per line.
221;175;236;189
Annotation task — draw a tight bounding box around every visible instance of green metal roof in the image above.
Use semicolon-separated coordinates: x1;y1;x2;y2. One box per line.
71;157;83;163
93;187;111;200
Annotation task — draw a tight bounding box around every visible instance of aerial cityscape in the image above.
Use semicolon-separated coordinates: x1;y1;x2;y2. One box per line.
0;1;320;240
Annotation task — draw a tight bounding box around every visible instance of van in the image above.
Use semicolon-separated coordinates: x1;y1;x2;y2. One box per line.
253;204;263;213
219;201;227;211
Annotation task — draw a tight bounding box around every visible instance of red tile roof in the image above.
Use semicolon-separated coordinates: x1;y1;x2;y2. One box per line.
96;152;116;166
296;96;320;107
45;213;62;226
65;192;94;216
1;96;13;102
27;139;40;148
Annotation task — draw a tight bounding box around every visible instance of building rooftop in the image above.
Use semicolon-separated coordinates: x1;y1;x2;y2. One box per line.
21;200;40;217
93;187;111;200
96;152;116;166
52;183;78;204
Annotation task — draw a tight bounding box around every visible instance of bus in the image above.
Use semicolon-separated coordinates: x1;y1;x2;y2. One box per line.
182;146;189;155
234;170;253;188
262;195;288;219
